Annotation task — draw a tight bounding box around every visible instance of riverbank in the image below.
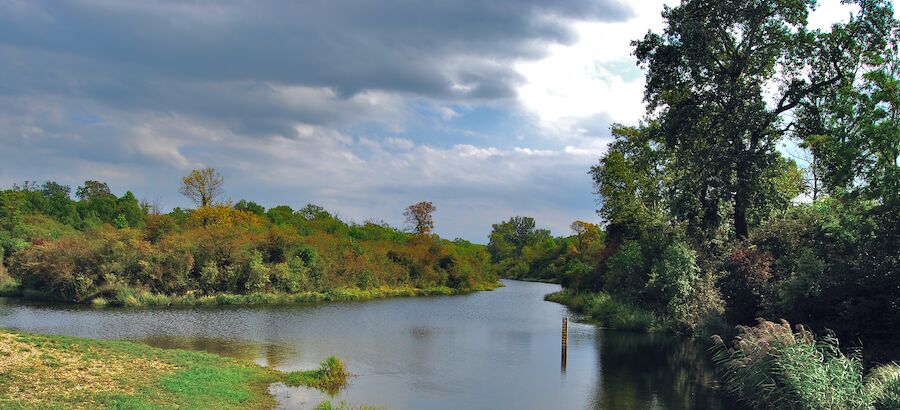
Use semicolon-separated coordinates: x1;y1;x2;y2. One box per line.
2;281;503;308
0;329;350;409
544;289;666;332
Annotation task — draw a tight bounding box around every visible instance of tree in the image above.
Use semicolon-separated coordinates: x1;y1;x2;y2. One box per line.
266;205;295;226
797;10;899;202
590;124;665;235
632;0;890;238
75;180;118;224
235;199;265;216
41;181;70;199
487;216;551;262
570;220;601;253
298;204;328;220
404;201;436;235
180;168;224;207
76;180;111;201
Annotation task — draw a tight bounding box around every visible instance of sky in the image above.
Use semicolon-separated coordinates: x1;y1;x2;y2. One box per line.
0;0;867;242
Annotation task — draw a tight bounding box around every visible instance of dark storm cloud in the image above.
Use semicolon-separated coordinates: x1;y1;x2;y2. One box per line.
0;0;632;137
0;0;632;240
0;0;632;97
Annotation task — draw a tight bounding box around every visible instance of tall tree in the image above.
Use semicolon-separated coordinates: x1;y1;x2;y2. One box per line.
404;201;436;235
797;6;898;202
76;180;111;201
180;168;224;207
633;0;890;238
487;216;551;262
590;124;665;235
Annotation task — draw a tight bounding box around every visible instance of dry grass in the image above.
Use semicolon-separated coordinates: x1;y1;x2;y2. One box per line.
0;332;174;409
0;329;367;409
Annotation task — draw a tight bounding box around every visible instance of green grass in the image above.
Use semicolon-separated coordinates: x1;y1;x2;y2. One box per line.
0;329;355;410
284;356;350;395
545;290;664;331
5;281;502;308
93;282;502;308
314;401;380;410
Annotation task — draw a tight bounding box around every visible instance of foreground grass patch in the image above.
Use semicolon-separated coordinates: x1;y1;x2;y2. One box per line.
0;329;351;409
545;290;664;331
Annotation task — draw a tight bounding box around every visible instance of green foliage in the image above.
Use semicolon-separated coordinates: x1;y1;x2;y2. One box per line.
719;198;900;357
487;216;600;288
243;250;270;292
590;124;664;232
865;364;900;410
1;180;497;305
545;290;659;331
712;319;900;410
234;199;265;216
314;401;378;410
284;356;350;395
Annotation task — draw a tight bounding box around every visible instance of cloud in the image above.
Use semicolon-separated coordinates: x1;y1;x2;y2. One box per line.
2;0;873;241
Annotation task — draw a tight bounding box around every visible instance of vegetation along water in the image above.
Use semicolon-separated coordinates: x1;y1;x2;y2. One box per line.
0;0;898;408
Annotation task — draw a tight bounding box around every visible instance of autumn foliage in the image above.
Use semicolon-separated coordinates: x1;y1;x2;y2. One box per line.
2;191;495;304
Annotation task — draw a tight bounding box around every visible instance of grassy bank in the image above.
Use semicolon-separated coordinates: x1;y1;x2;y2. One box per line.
544;290;665;331
7;282;503;308
0;329;351;409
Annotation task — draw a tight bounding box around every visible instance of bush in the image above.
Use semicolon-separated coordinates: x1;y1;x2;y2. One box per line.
199;261;221;291
244;250;270;292
865;364;900;410
271;256;310;293
712;319;900;410
284;356;350;395
545;290;660;331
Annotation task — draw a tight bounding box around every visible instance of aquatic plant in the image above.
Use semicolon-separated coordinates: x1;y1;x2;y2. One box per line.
285;356;350;395
712;319;900;410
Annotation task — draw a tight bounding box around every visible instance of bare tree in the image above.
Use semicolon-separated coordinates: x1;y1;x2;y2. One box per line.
404;201;436;235
180;168;224;207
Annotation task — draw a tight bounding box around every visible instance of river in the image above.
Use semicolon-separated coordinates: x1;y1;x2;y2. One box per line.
0;280;733;409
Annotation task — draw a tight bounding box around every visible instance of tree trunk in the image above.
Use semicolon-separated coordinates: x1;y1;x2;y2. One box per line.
734;165;750;239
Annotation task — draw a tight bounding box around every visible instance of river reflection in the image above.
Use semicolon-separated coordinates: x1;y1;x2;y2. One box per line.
590;331;730;410
0;281;735;409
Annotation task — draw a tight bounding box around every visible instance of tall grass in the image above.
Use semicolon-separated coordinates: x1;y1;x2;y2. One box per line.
84;283;502;308
285;356;350;395
314;401;379;410
545;290;662;331
711;319;900;410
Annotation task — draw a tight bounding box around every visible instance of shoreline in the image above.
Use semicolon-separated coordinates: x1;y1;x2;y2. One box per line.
0;281;504;308
0;329;350;409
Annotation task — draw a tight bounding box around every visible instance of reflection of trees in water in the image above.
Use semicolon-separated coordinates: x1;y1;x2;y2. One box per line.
590;331;737;410
137;335;293;367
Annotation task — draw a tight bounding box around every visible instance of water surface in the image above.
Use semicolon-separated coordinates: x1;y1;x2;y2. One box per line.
0;280;731;409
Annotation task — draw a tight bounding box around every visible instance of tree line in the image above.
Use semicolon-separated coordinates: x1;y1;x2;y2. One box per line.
0;170;494;305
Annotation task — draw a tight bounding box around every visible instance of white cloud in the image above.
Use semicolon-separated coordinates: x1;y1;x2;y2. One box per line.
515;1;668;139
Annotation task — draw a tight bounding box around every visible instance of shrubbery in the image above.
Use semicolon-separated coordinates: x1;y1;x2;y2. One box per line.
712;320;900;410
0;182;498;305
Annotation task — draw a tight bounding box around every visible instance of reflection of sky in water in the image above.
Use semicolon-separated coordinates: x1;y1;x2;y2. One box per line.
0;281;735;409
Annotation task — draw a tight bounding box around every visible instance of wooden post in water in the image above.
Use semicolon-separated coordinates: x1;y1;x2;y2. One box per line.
561;316;568;373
